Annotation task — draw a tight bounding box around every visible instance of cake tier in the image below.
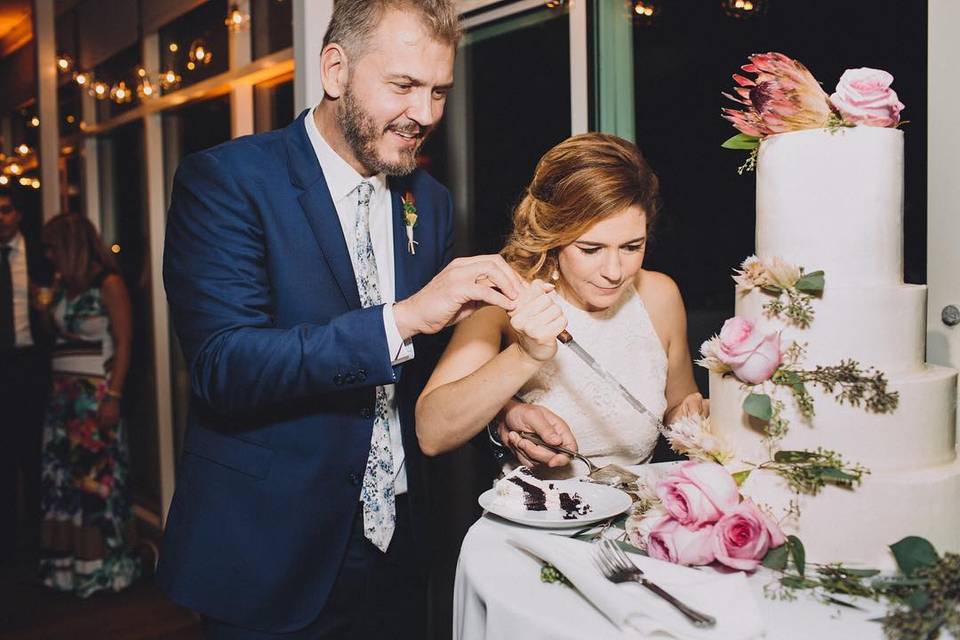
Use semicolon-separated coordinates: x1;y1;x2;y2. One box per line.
757;127;903;286
740;457;960;568
709;365;958;472
735;283;927;374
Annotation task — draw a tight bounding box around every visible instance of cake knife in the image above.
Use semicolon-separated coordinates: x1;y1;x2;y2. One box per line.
557;329;667;435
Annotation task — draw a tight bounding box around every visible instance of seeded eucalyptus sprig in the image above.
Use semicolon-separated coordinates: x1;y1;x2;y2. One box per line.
759;448;869;495
799;360;900;414
761;269;825;328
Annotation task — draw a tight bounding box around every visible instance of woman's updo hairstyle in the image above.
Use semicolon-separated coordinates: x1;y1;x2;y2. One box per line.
501;132;660;281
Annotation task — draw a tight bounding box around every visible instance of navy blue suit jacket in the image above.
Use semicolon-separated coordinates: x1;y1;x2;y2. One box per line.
157;111;454;632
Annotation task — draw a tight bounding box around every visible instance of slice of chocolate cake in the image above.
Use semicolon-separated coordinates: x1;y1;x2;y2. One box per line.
493;467;592;519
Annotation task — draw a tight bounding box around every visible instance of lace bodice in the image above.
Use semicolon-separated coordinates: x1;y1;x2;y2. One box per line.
517;286;668;476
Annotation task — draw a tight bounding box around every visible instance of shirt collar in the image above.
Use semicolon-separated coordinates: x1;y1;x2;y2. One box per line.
304;105;387;203
1;231;23;254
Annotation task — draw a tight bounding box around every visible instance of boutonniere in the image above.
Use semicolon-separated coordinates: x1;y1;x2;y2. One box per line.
402;191;419;255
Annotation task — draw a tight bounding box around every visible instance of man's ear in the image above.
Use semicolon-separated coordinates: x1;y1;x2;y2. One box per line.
320;43;349;99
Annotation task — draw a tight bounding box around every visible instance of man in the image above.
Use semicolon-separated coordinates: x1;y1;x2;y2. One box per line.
0;189;51;566
158;2;573;638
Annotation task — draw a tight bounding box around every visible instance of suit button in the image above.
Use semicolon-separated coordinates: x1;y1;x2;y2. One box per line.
356;370;367;383
348;472;362;486
360;407;373;419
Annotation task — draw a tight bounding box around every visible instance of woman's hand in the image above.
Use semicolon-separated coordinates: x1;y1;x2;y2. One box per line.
497;400;578;468
667;391;709;424
509;280;567;363
98;396;121;428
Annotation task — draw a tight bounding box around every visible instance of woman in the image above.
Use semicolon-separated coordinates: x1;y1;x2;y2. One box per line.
416;133;705;474
37;213;140;596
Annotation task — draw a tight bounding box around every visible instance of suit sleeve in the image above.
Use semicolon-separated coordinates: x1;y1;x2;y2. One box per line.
163;150;396;415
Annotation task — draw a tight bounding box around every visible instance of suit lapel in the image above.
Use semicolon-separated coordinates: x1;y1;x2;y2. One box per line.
389;182;414;302
285;111;361;310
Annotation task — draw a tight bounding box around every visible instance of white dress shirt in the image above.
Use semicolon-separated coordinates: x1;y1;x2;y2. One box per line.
3;232;33;348
304;106;414;495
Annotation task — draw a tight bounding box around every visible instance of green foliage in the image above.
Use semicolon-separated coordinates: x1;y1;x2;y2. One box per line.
743;393;773;421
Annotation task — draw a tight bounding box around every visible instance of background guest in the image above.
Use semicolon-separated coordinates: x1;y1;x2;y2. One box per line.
0;188;52;567
37;212;139;596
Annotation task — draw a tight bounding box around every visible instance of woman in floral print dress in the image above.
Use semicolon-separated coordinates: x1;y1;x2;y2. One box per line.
37;213;140;596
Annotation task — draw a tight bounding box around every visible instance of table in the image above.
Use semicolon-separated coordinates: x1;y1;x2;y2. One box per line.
454;513;890;640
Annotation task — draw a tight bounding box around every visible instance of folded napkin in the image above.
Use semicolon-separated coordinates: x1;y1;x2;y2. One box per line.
508;531;765;640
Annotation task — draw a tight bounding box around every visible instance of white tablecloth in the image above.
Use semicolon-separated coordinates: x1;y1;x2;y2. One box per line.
454;513;890;640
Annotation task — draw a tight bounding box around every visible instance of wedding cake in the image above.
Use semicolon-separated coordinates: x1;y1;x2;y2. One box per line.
708;125;960;567
492;466;592;519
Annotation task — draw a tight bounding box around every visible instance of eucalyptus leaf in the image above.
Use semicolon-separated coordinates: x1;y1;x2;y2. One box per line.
787;535;806;576
904;591;930;611
614;539;645;555
722;133;761;150
761;285;783;295
762;544;789;571
890;536;939;577
823;596;864;610
774;450;821;463
732;469;752;487
837;567;881;578
819;467;858;483
780;575;814;590
795;270;826;293
743;393;773;421
775;370;802;385
610;513;629;530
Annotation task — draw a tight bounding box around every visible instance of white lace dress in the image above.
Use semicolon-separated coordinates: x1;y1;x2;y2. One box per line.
515;285;668;477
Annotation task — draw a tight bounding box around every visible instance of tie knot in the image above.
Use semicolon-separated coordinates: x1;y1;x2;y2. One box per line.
357;181;374;207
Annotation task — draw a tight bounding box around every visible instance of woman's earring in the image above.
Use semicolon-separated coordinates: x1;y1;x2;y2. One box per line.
550;270;560;282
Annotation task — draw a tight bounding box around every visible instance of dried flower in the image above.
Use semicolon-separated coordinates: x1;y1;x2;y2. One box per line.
665;414;736;465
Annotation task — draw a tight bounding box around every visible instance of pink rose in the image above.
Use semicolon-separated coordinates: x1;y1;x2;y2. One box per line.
830;68;904;128
712;500;786;571
716;317;783;384
656;461;740;528
647;516;717;566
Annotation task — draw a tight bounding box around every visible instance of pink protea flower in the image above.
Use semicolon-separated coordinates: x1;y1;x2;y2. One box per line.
722;52;835;137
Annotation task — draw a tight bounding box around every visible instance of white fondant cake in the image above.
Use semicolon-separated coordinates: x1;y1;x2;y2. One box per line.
709;126;960;567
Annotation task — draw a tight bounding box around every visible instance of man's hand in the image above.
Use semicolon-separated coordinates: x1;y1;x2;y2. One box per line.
497;400;578;468
394;255;523;339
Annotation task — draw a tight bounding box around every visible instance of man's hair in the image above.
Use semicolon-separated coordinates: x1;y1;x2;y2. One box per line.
323;0;461;57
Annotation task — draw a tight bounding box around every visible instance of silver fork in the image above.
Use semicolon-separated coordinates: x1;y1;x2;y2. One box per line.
594;539;717;628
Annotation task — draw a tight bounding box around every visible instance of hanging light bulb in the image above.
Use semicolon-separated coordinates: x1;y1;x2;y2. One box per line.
31;178;40;189
16;144;30;156
634;1;657;17
8;163;22;176
722;0;765;18
56;53;74;74
110;81;133;103
90;80;110;99
137;75;157;99
0;175;8;186
188;39;213;66
28;116;40;128
225;3;251;32
74;71;91;87
159;69;181;91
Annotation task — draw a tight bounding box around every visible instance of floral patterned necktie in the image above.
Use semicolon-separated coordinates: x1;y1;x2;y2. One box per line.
353;181;396;552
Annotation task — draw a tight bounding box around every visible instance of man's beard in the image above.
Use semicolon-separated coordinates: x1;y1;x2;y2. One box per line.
337;84;428;177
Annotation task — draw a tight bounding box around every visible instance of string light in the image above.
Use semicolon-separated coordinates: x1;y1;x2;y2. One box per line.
31;178;40;189
56;54;73;73
28;116;40;128
111;244;121;254
74;71;91;87
90;80;110;99
19;177;31;186
110;81;133;103
16;144;29;156
188;39;213;66
168;42;179;53
160;69;181;91
137;75;157;99
545;0;566;7
722;0;764;18
634;1;656;17
0;176;8;186
8;163;22;176
225;3;251;32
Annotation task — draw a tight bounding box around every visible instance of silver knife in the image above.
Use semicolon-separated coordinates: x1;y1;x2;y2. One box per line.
557;329;667;435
